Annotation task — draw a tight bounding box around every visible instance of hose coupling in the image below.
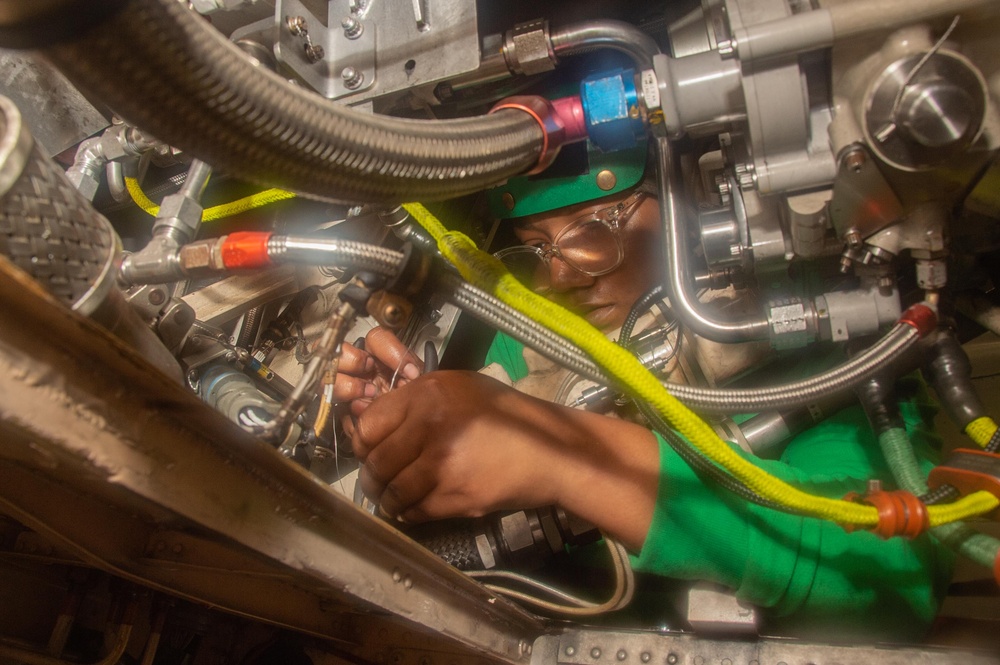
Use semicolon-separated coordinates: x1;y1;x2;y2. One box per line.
490;95;582;174
843;480;929;539
898;302;938;337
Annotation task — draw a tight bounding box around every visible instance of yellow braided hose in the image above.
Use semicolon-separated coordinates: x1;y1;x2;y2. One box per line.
965;416;998;448
402;202;1000;529
125;177;295;221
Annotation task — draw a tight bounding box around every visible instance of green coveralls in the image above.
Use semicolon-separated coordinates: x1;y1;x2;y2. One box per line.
485;333;953;640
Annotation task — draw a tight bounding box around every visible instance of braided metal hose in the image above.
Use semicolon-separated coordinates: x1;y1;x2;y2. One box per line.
29;0;543;203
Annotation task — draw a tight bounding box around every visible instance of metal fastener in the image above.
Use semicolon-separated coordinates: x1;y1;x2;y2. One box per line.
502;192;516;211
286;15;307;36
342;66;365;90
342;16;364;39
565;647;577;657
844;229;862;248
842;148;866;173
147;288;166;306
305;43;325;63
666;655;678;665
596;169;617;191
590;648;601;659
616;651;627;661
640;654;651;663
382;303;404;326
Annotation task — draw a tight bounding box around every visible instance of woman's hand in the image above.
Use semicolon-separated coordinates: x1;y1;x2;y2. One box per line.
351;370;661;551
333;327;424;418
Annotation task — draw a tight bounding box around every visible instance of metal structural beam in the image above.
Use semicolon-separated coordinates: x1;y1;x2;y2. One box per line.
0;256;542;665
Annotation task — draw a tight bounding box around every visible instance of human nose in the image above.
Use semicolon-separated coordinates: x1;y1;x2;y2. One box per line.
544;254;593;293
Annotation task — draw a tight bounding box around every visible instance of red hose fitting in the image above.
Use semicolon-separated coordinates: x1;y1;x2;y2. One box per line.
843;485;929;539
221;232;273;269
489;95;583;175
898;303;937;338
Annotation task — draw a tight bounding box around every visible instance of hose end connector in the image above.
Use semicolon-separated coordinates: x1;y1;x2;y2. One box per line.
490;95;577;175
899;303;938;338
220;232;274;269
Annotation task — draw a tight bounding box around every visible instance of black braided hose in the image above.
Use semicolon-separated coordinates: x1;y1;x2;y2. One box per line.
31;0;544;203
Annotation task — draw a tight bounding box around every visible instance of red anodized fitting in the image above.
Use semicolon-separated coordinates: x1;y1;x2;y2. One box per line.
220;231;274;269
843;485;929;540
898;303;938;338
489;94;586;175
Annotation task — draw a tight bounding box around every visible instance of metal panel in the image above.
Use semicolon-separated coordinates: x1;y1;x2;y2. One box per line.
0;50;108;157
0;255;543;665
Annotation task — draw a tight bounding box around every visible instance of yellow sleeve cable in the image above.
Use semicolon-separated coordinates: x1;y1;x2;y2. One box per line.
125;176;296;222
402;202;1000;530
965;416;998;448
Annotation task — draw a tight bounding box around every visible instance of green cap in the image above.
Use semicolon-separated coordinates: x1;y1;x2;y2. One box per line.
487;139;648;219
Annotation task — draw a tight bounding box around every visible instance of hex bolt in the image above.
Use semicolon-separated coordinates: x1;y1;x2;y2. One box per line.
844;229;862;248
305;43;325;63
342;66;365;90
342;16;364;39
286;15;307;36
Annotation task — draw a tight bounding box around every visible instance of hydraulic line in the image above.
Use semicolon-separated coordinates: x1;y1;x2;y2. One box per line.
402;202;1000;529
30;0;544;203
126;176;296;222
619;285;665;349
550;20;661;68
654;137;772;344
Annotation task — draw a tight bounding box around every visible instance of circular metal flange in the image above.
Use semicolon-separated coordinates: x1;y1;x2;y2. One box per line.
864;50;987;172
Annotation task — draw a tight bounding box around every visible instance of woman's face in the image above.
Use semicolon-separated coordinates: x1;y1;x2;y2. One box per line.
513;190;663;332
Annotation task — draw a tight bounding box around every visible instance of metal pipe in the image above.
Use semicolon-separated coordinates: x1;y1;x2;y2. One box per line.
653;136;771;343
550;20;661;68
0;598;135;665
177;158;212;200
105;161;129;203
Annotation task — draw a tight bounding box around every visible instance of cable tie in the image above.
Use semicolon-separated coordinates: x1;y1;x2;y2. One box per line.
843;484;929;539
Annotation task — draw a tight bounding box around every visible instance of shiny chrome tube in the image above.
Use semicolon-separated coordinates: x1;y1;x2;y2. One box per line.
550;20;661;68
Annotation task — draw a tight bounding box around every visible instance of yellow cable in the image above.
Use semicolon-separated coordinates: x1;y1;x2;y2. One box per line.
965;416;997;448
124;176;296;221
402;202;1000;529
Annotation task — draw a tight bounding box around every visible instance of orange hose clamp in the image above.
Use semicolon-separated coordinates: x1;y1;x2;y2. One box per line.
843;483;929;539
928;448;1000;518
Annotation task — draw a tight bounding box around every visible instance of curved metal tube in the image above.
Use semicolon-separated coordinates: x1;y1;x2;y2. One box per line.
550;20;661;68
654;136;772;343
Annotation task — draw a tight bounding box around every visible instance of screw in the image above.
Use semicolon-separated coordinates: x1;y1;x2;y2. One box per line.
342;16;364;39
286;15;307;36
734;162;755;190
148;288;166;306
381;302;404;325
843;148;866;173
342;66;365;89
305;43;325;63
844;229;862;248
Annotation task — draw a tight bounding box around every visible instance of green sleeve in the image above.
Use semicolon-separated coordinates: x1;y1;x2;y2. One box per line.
632;401;953;640
483;332;530;382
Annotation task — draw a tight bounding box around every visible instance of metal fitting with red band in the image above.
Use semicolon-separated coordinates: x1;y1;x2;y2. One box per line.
220;232;274;270
843;486;929;539
898;303;938;338
489;95;582;175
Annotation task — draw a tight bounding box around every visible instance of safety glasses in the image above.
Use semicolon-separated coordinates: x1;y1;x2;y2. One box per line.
494;191;646;288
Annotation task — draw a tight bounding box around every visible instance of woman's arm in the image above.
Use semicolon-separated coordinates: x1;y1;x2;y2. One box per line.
351;369;661;551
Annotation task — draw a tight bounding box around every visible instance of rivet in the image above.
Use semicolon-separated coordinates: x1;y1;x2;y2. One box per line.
565;647;576;657
666;655;678;665
392;569;402;583
641;654;651;663
502;192;515;211
402;575;413;590
596;170;617;191
616;651;627;661
591;648;601;659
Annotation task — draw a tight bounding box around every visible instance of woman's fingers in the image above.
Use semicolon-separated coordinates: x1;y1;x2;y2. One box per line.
366;327;423;381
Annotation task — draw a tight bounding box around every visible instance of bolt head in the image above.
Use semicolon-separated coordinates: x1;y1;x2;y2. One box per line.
286;15;307;35
596;170;617;191
305;43;325;63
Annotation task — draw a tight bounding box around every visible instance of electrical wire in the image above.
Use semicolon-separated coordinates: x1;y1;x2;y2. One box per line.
402;202;1000;530
125;176;296;222
467;534;634;616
